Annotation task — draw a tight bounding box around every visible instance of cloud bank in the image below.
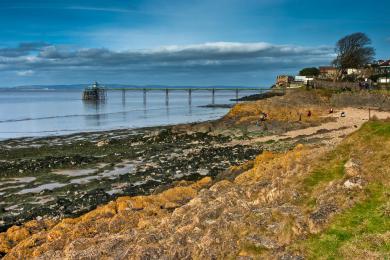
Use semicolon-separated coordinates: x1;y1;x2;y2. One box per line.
0;42;335;86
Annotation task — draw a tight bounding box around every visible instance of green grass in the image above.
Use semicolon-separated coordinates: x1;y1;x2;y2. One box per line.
295;121;390;258
303;160;346;192
297;183;389;259
302;143;351;193
363;120;390;138
303;121;390;193
298;157;346;210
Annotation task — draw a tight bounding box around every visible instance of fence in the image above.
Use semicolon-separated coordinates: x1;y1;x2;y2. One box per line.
312;80;360;91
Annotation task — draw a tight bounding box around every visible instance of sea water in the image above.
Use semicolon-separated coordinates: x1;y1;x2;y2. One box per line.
0;88;262;140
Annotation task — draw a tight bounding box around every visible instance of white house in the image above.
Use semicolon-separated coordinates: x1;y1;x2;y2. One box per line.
347;68;363;75
378;77;390;84
294;76;314;84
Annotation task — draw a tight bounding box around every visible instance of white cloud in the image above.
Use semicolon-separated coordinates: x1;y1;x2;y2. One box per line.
0;41;335;86
8;41;334;65
2;41;335;73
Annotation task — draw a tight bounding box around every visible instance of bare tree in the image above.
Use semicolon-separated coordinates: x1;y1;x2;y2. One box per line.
333;33;375;79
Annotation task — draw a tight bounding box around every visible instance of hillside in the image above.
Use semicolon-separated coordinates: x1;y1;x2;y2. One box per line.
1;119;389;259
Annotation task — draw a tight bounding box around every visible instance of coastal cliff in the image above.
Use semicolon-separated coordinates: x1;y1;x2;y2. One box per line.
1;90;390;259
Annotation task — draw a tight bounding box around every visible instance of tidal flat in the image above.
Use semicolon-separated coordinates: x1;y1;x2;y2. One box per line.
0;124;263;232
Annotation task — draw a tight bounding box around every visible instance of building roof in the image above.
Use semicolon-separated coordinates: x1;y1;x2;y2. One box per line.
319;66;337;70
379;60;390;67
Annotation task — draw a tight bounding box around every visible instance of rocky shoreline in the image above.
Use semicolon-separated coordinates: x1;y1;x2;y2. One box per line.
0;89;367;232
2;89;390;258
0;123;263;232
0;89;335;232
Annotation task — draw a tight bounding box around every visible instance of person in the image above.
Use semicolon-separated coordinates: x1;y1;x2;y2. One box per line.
307;110;312;117
341;111;346;117
329;108;334;114
259;112;268;121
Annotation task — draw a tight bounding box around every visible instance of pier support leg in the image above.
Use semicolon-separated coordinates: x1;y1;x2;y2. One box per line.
165;89;169;106
212;89;215;105
143;89;147;106
235;89;239;102
122;89;126;104
188;89;192;105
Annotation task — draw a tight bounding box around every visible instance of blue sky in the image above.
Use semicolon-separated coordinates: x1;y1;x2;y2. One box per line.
0;0;389;87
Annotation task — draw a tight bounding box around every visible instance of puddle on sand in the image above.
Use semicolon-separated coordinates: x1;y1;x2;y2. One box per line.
31;196;56;205
0;184;26;192
0;177;37;186
11;162;135;193
70;175;100;185
5;205;21;211
132;180;148;186
197;169;209;176
173;170;184;179
106;189;124;195
70;163;135;184
101;164;134;179
106;183;129;195
53;168;97;177
17;183;67;195
53;163;108;177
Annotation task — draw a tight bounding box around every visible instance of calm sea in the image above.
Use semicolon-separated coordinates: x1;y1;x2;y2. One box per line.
0;88;261;140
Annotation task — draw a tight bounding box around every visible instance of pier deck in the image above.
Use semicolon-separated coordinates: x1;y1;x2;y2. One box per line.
110;87;281;105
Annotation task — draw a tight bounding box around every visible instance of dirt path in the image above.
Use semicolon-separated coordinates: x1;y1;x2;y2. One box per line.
238;107;390;147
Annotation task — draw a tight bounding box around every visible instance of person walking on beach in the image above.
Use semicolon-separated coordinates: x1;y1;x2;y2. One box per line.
259;112;268;122
256;112;268;126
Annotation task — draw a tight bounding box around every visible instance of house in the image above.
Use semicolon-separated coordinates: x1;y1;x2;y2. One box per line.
378;77;390;84
319;66;338;79
294;75;314;84
378;60;390;74
347;68;363;75
287;76;314;88
275;75;294;88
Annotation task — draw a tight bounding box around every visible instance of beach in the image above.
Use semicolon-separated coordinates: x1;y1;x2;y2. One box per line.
0;120;265;231
0;88;265;230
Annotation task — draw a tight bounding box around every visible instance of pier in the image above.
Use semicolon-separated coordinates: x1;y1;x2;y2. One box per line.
106;87;281;105
82;82;107;101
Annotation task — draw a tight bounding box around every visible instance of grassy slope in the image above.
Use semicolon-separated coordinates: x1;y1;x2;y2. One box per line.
294;121;390;259
301;183;389;259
